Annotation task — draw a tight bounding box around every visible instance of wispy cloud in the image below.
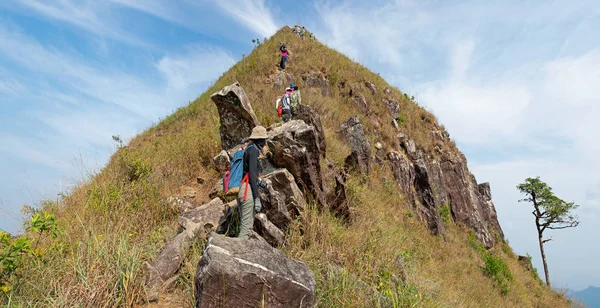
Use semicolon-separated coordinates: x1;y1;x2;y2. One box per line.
157;46;236;90
214;0;279;38
14;0;146;46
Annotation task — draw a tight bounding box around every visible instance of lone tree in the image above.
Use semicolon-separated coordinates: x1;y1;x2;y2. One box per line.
517;177;579;287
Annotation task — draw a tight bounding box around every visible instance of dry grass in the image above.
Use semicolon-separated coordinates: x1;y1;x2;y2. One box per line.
1;27;571;307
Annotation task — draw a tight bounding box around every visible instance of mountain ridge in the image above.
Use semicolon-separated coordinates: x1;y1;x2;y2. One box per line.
2;26;572;307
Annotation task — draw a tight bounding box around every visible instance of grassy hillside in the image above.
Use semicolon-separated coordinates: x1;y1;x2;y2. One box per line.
1;27;571;307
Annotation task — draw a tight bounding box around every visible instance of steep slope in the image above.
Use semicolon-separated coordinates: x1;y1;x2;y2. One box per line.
4;27;571;307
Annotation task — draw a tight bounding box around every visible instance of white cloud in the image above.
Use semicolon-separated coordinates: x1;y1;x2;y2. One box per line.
157;46;236;90
214;0;279;38
15;0;146;46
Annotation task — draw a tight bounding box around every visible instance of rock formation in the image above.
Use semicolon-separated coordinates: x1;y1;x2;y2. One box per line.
195;234;316;308
211;82;260;150
339;116;371;174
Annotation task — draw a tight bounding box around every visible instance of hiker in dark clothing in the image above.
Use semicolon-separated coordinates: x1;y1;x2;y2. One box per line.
237;126;268;238
279;44;289;69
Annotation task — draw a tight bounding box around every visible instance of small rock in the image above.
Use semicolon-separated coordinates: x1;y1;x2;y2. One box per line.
365;81;377;95
352;95;369;114
182;186;197;199
384;88;392;95
196;176;205;185
375;142;383;150
213;150;231;173
383;99;400;119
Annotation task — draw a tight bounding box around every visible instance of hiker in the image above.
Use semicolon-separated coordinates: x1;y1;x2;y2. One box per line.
292;25;301;37
277;88;293;122
279;43;289;70
299;27;306;40
237;126;268;239
290;83;301;115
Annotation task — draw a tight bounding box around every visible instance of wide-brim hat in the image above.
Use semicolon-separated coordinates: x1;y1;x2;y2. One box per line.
285;87;292;92
249;125;268;139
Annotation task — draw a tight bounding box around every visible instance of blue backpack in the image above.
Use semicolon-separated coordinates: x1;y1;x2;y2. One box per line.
222;144;256;195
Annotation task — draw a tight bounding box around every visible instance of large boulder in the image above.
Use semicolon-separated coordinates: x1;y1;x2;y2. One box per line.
211;82;260;150
339;116;371;174
145;198;225;302
292;103;327;158
302;72;330;96
267;120;326;205
195;234;316;308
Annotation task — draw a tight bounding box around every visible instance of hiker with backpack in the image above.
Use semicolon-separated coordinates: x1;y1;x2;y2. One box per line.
290;83;301;115
276;88;293;122
236;126;268;239
279;43;289;70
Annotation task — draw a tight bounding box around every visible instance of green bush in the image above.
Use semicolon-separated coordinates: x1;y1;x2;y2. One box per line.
440;204;451;223
483;253;513;295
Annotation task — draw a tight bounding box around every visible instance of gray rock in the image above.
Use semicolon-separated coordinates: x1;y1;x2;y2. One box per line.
292;103;327;158
518;255;534;272
365;81;377;95
302;72;330;96
267;120;326;206
383;99;400;119
195;234;316;308
339;116;371;174
330;171;351;221
145;198;225;301
211;82;260;150
254;213;285;247
352;95;369;114
384;88;392;95
273;71;294;88
212;150;231;173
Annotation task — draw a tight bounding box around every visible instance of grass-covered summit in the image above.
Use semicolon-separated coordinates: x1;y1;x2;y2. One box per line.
1;27;571;307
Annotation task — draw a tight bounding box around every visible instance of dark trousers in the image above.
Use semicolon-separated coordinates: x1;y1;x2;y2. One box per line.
280;55;288;69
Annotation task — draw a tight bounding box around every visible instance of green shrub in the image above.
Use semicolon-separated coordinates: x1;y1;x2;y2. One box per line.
483;253;513;295
440;204;451;223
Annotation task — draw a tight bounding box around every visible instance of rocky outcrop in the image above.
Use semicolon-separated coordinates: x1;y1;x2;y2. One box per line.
339;116;371;174
273;71;294;88
352;95;369;114
259;168;306;230
254;213;285;247
388;135;504;247
383;99;400;119
331;171;351;221
267;120;326;205
302;72;330;96
292;103;327;158
195;234;316;308
211;82;260;150
145;198;225;301
365;81;377;95
518;255;534;272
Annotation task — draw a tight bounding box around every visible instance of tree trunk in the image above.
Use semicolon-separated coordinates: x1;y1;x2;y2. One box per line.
538;232;551;287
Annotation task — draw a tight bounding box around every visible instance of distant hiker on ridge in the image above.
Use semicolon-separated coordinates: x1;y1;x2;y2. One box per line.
279;43;289;70
237;126;268;239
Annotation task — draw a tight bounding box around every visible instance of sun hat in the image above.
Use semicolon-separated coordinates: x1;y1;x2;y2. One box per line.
285;87;292;92
249;126;268;139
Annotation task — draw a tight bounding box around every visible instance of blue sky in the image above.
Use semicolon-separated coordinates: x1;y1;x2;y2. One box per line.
0;0;598;291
